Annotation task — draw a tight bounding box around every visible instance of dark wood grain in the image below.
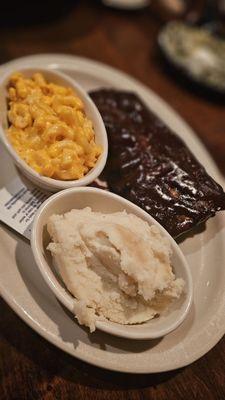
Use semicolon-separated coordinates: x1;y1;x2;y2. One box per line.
0;1;225;399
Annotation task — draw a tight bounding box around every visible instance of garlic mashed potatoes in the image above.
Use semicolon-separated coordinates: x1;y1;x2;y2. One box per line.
47;208;185;331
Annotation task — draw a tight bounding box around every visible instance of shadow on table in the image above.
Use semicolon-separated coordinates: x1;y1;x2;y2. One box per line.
0;1;77;27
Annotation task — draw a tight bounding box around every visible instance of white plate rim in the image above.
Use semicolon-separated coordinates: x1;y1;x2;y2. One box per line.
0;53;224;374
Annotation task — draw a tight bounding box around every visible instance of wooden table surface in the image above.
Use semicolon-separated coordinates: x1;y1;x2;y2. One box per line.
0;1;225;399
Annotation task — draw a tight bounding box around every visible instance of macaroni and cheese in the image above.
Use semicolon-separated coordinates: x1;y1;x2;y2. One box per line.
7;72;102;180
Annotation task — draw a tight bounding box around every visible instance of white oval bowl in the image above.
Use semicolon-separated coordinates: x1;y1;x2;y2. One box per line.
0;68;108;192
31;187;193;340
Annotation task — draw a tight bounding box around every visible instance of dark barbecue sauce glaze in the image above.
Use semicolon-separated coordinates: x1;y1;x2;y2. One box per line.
90;89;225;237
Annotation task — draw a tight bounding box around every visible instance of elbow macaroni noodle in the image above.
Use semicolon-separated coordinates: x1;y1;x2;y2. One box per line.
7;72;102;180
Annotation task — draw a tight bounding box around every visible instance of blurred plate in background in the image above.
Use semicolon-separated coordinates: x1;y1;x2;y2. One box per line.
102;0;149;10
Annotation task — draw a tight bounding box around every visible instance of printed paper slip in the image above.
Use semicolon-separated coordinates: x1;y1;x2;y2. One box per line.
0;175;49;240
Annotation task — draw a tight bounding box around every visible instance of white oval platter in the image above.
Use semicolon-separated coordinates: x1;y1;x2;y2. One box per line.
0;54;224;374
